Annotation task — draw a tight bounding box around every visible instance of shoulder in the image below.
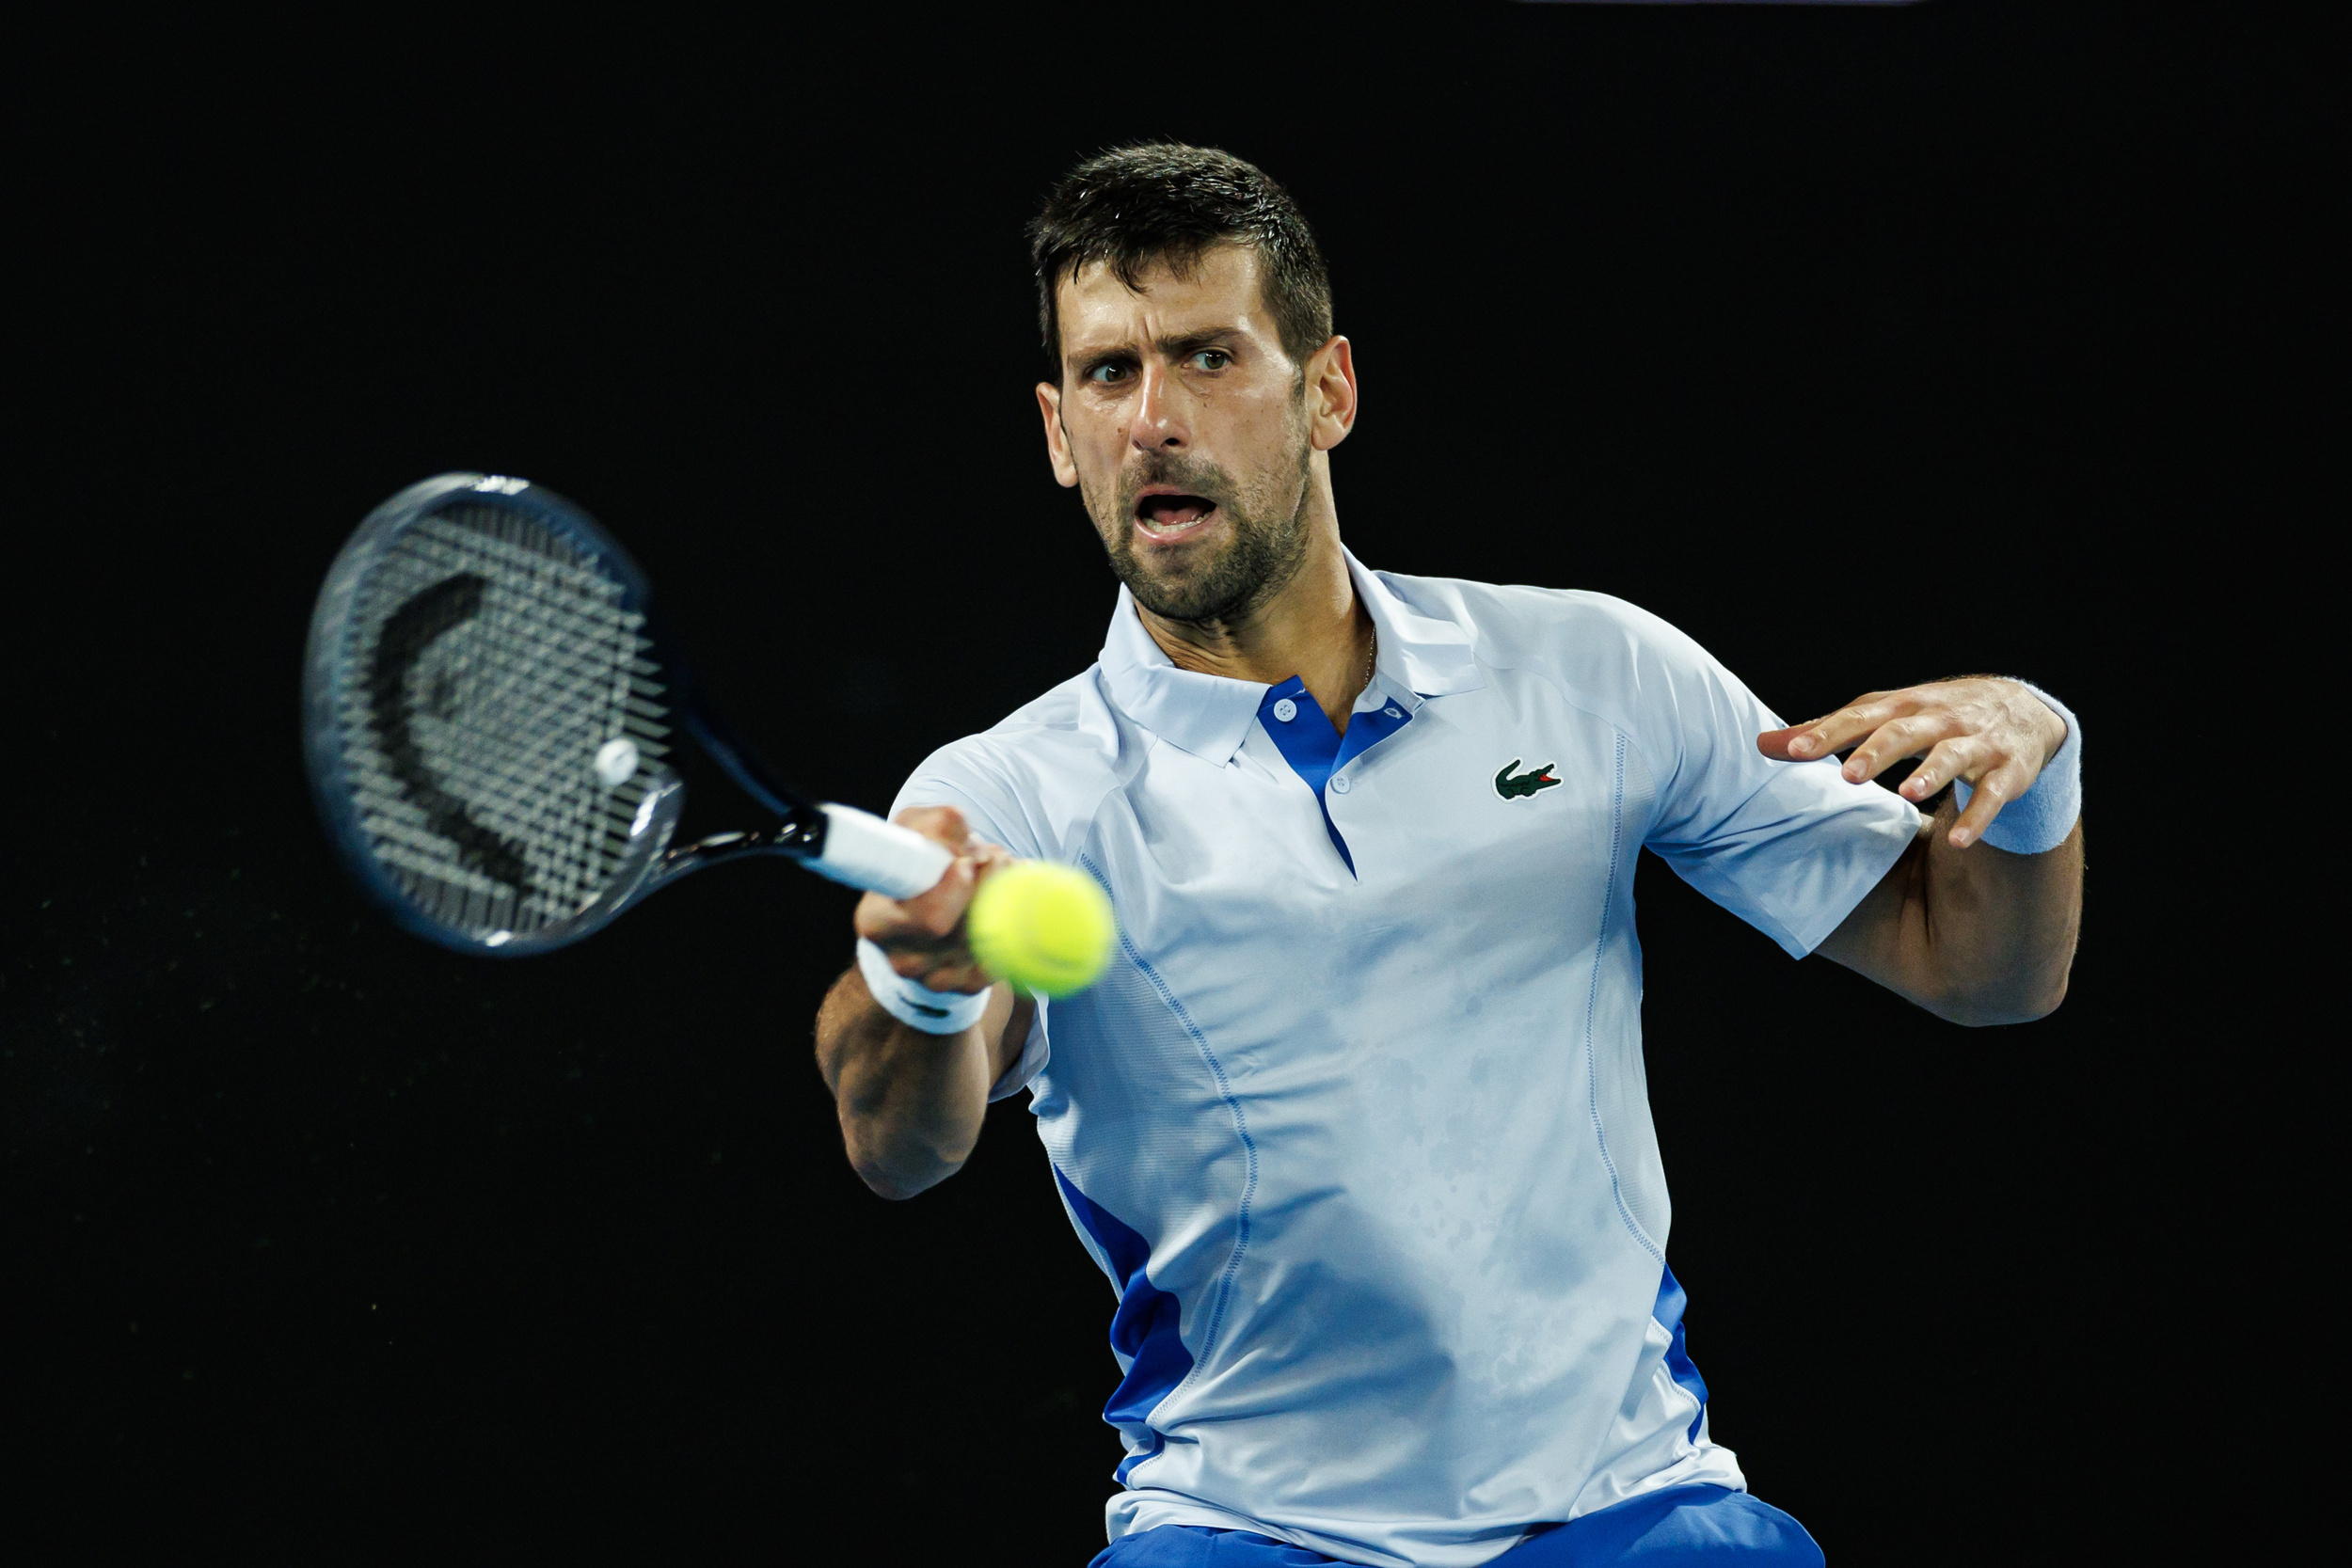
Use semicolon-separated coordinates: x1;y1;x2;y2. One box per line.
891;667;1134;861
1378;571;1725;705
920;668;1119;784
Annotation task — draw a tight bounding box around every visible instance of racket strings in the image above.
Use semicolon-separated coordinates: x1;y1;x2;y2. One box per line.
334;500;669;938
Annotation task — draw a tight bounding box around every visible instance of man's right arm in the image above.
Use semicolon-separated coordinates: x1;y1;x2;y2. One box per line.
811;805;1035;1200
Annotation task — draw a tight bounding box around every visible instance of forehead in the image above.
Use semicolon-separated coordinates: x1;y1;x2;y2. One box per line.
1056;244;1276;354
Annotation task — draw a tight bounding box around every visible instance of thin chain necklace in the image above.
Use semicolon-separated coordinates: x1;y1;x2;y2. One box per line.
1362;625;1379;690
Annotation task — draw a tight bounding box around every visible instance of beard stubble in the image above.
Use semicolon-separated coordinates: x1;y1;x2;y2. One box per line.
1083;414;1317;626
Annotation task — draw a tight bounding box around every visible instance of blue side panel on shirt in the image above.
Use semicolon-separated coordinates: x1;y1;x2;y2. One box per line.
1653;1262;1710;1442
1255;676;1412;877
1054;1164;1196;1484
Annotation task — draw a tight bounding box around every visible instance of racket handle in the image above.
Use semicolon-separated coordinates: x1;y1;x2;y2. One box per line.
810;804;957;900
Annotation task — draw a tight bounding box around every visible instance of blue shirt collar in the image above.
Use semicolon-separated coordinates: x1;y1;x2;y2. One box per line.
1098;548;1485;764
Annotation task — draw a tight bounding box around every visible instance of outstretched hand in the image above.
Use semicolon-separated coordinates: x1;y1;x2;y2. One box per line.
1757;677;2068;849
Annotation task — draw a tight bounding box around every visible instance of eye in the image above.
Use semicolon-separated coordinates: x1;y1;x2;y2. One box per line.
1186;349;1232;372
1087;361;1132;385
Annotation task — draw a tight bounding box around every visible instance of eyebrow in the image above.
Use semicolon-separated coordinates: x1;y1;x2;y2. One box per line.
1157;327;1244;358
1070;325;1248;372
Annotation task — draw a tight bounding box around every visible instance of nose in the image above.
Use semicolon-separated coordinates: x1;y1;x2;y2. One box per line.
1127;360;1191;452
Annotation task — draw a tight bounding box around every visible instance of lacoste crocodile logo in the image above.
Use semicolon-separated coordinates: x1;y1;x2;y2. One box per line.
1494;758;1563;800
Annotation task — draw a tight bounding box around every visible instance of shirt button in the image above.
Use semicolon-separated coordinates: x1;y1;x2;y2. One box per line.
1272;698;1298;722
1328;773;1352;795
1386;705;1403;719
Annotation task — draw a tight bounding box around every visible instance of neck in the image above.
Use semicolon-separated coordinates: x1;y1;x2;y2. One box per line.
1135;459;1373;730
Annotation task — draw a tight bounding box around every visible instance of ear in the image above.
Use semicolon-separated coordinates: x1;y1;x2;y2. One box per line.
1036;381;1080;487
1306;336;1358;452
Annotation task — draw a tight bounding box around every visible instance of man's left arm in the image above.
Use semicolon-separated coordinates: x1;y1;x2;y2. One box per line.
1759;678;2084;1027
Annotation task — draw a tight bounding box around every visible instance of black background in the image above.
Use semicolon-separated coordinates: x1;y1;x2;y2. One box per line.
4;5;2303;1561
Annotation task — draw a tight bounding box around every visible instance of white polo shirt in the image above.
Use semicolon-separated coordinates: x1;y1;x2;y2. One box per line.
890;553;1917;1567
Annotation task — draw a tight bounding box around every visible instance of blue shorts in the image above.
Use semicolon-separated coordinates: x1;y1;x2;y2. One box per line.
1087;1485;1823;1567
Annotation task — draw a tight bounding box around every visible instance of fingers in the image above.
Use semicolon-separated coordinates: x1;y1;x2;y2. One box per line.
1761;692;1903;762
1901;734;1992;802
852;809;1009;995
854;853;977;944
892;803;971;852
1764;678;2064;848
854;863;991;992
1764;702;1958;784
1948;756;2034;848
857;804;980;940
1841;712;1960;785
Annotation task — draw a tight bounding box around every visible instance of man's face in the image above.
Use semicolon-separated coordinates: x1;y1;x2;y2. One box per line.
1038;245;1325;624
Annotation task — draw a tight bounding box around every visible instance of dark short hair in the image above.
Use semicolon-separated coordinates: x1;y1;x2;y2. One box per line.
1027;142;1333;377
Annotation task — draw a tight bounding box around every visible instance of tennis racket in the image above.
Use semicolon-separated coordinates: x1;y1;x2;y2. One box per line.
302;471;958;956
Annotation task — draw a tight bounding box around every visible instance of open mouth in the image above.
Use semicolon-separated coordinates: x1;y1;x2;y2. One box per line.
1134;489;1219;542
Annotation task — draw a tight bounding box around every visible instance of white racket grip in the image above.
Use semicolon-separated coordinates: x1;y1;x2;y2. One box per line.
811;804;956;899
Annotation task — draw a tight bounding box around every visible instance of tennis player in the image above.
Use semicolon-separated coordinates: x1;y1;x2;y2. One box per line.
814;145;2083;1567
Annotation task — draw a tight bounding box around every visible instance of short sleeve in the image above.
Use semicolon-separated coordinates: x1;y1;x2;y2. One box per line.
886;746;1048;863
988;1000;1050;1103
1627;614;1920;958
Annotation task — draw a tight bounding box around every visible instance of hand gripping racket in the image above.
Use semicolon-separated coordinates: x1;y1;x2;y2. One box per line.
301;472;957;956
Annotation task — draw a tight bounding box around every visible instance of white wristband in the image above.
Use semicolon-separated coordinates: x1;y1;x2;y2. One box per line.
1952;683;2081;855
857;937;992;1035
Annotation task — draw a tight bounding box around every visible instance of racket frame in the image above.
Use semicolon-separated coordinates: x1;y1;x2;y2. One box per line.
303;472;898;958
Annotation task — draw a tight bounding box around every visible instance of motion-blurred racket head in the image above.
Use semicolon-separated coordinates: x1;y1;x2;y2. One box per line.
302;473;686;955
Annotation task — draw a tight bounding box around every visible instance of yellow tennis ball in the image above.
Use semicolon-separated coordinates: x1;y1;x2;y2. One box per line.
965;861;1116;999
